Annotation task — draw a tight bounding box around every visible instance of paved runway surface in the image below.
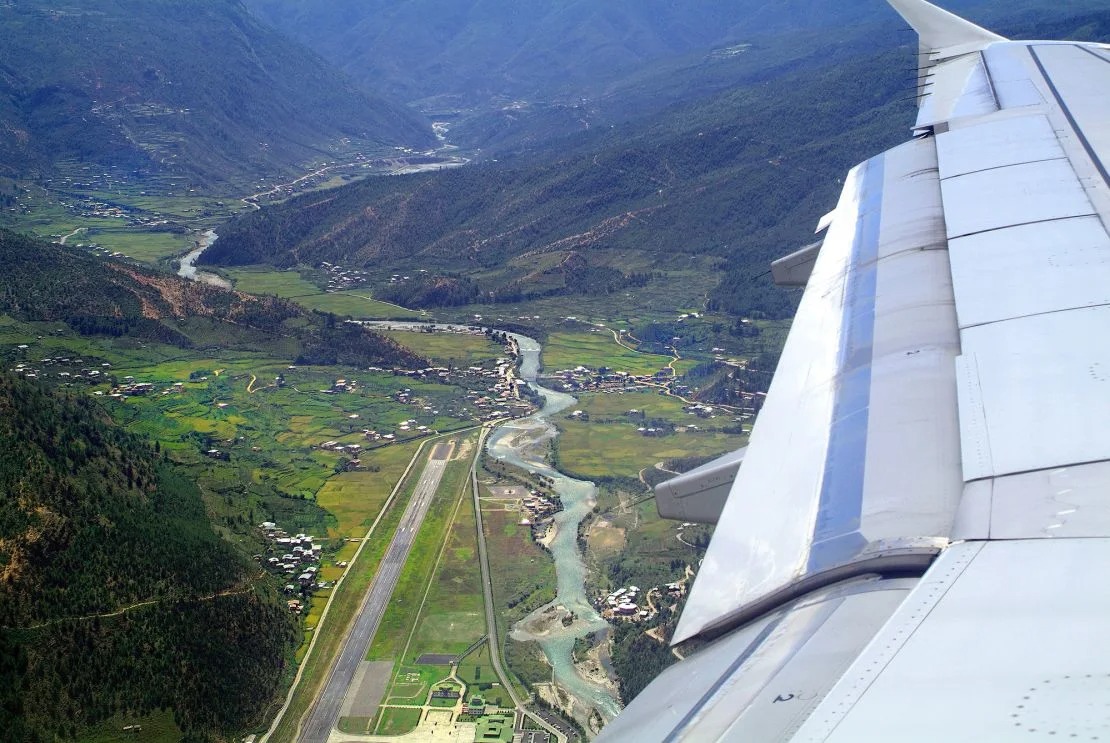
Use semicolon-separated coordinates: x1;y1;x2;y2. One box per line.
298;442;454;742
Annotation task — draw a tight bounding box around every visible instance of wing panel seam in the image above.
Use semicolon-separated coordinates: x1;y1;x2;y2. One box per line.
963;456;1110;484
796;543;983;741
939;156;1067;180
661;616;787;743
949;213;1097;240
1028;45;1110;191
958;299;1110;331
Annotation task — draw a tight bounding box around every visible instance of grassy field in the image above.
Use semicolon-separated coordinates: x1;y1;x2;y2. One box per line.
381;664;453;707
86;227;195;263
223;266;423;319
406;487;487;659
383;330;504;367
374;707;422;736
554;418;741;480
456;642;499;699
222;267;323;297
299;291;422;318
571;389;712;424
337;716;375;734
315;444;422;540
541;330;677;376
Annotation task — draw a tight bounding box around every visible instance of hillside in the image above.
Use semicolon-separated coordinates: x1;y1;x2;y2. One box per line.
0;0;434;188
0;228;433;739
209;6;1110;321
0;371;294;741
244;0;1108;152
0;228;425;368
204;38;918;321
244;0;1101;105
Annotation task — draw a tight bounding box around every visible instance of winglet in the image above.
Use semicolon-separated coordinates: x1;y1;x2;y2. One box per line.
887;0;1005;58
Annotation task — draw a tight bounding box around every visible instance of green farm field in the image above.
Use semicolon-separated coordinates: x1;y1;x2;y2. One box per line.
88;228;194;263
383;330;504;367
571;389;720;425
541;330;681;376
315;444;423;541
223;267;422;319
555;417;741;480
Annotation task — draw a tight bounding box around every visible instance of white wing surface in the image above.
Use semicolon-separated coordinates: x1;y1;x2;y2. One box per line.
599;1;1110;739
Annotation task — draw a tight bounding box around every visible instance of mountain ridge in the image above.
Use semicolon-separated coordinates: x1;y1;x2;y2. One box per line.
0;0;434;187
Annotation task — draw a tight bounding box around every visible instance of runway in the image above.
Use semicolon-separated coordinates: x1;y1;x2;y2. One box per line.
298;441;454;742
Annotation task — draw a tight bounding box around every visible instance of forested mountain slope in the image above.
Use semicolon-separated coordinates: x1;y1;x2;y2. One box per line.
206;40;918;320
0;227;431;740
0;228;425;367
0;0;433;186
210;8;1109;320
0;371;293;741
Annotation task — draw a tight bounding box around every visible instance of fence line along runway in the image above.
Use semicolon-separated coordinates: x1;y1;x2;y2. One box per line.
298;441;455;743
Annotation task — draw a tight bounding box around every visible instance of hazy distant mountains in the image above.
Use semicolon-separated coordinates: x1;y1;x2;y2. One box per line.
243;0;1108;110
0;0;434;186
209;3;1110;319
242;0;1109;156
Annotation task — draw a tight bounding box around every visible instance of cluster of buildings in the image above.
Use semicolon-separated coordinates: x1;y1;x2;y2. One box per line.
100;377;197;400
350;323;535;421
317;262;369;292
545;366;671;394
321;377;358;394
9;355;113;385
598;581;685;624
257;523;326;613
7;357;207;407
599;586;650;621
517;491;563;538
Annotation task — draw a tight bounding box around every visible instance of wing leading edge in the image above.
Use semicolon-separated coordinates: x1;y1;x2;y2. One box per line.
600;1;1110;740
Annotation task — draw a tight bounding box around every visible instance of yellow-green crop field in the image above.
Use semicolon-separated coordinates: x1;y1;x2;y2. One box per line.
315;444;421;539
383;330;503;367
223;267;422;319
554;390;745;480
541;330;677;376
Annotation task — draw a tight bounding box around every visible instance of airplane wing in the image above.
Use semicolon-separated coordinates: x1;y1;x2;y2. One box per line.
599;1;1110;740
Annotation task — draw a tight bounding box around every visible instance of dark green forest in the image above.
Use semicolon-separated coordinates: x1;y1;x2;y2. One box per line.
0;372;295;741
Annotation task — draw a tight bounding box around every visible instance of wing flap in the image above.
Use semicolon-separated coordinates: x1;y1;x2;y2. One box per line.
795;540;1110;741
673;136;962;644
596;578;919;743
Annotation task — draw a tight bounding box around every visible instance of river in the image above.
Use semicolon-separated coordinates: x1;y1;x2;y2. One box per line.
177;230;231;288
487;334;622;722
363;324;623;722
